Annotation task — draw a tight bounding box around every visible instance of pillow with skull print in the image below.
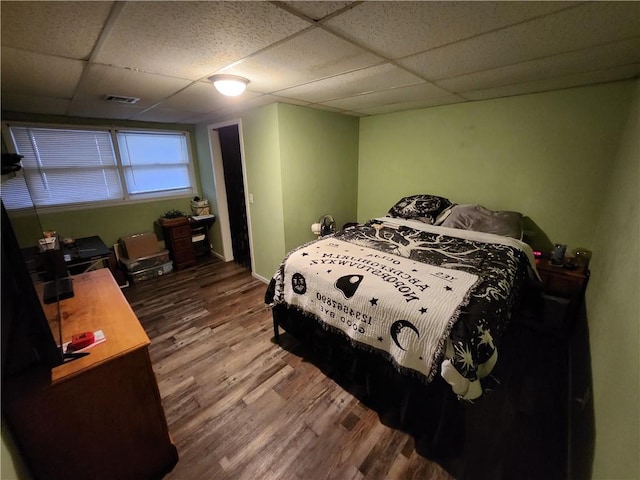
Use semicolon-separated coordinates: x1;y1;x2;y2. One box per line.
386;194;454;224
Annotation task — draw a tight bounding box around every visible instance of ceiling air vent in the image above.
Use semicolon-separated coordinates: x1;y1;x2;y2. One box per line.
102;94;141;104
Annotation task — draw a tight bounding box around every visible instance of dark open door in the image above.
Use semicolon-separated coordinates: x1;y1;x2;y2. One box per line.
217;124;251;270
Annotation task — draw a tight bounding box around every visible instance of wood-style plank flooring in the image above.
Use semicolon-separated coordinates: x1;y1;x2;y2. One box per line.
124;257;568;480
124;258;453;480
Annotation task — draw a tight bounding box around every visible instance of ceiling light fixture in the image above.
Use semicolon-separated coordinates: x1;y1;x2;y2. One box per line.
208;74;249;97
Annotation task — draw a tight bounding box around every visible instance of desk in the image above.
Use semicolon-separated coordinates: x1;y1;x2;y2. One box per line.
62;235;110;273
3;269;178;480
22;236;111;277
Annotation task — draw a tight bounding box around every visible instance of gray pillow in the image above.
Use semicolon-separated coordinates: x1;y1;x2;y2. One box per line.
439;204;523;239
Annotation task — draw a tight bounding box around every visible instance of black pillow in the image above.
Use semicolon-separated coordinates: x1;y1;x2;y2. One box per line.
386;194;454;224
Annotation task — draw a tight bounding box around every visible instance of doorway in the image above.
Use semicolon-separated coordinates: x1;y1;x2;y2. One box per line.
209;121;252;271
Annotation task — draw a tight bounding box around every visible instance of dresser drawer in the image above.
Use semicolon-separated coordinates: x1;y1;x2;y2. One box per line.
540;272;576;296
537;261;589;298
169;224;192;240
172;236;194;254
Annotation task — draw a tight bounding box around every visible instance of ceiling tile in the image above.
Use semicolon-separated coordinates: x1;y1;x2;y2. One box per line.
74;64;193;109
157;81;262;114
274;63;424;103
323;1;578;59
400;2;640;81
269;95;311;107
0;1;114;59
339;111;367;118
209;93;282;116
438;38;640;94
68;97;146;120
94;2;311;80
321;82;454;111
303;103;344;114
464;64;640;101
129;107;204;124
280;1;357;21
356;95;468;116
1;93;71;116
185;94;283;125
219;28;384;93
0;47;84;98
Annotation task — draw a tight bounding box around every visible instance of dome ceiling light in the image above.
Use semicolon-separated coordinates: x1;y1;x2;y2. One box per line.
208;75;249;97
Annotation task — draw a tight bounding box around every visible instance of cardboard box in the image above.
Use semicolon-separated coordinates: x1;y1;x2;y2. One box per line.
119;232;159;260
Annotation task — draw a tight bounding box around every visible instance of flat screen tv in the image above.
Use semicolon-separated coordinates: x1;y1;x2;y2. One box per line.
1;201;64;380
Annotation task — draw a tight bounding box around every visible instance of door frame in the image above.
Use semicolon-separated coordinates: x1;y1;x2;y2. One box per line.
207;118;255;273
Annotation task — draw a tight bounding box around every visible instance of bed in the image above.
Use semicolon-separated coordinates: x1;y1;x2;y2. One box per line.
265;194;542;456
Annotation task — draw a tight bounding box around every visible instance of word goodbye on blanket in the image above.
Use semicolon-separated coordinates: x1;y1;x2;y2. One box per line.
283;238;479;381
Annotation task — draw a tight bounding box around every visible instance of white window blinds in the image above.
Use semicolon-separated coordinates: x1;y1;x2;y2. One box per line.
2;124;196;211
117;131;192;196
8;126;123;207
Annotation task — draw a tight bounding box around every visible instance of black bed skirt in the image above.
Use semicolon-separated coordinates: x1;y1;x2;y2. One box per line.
272;303;467;458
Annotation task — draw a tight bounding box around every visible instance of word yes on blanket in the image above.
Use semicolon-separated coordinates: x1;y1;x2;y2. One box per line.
283;238;479;382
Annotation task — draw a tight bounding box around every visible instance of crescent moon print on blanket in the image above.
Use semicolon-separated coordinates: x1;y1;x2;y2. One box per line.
390;319;420;351
334;274;364;299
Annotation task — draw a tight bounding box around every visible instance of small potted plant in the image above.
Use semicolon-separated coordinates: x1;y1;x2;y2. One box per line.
159;209;188;226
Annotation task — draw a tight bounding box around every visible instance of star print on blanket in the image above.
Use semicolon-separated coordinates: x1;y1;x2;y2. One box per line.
281;238;479;384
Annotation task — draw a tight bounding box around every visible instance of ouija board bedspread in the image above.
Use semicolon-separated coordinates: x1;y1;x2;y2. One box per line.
266;217;539;401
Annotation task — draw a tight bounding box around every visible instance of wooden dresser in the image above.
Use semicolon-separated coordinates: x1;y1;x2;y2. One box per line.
161;218;196;269
3;269;178;480
160;216;215;269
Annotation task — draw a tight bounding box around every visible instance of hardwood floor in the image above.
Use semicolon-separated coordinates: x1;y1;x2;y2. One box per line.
124;258;453;480
124;257;569;480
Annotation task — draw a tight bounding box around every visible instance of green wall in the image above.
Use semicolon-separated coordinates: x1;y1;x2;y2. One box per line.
193;121;222;254
277;104;359;251
21;198;194;248
358;82;634;253
587;80;639;480
240;104;286;280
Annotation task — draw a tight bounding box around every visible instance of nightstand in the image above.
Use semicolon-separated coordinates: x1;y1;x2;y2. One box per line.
535;258;590;332
190;215;216;257
536;258;589;298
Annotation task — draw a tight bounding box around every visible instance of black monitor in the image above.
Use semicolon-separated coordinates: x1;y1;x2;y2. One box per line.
40;249;74;305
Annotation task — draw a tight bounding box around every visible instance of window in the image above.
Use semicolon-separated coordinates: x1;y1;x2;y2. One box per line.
117;131;193;196
1;123;195;210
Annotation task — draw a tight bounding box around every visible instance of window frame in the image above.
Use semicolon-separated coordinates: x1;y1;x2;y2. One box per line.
1;121;198;212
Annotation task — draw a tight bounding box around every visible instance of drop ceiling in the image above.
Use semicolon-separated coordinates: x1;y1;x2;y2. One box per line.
1;1;639;125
